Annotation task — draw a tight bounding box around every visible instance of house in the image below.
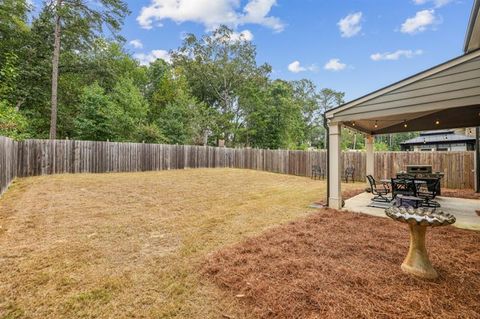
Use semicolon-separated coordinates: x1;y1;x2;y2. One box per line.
400;130;476;151
324;0;480;208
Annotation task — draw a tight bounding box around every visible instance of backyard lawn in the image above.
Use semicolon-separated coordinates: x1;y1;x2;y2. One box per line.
1;169;478;319
0;169;364;319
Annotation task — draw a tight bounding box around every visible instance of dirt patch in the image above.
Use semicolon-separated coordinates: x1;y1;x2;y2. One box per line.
203;209;480;319
441;188;480;200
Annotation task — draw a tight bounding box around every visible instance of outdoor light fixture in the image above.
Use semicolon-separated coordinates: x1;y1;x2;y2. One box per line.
435;120;440;125
403;120;408;128
374;121;378;128
352;121;356;127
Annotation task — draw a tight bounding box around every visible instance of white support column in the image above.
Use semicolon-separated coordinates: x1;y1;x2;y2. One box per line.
366;135;374;179
328;123;342;209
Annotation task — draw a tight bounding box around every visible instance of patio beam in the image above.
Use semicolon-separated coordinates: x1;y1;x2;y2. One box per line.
366;135;374;180
328;123;343;209
476;127;480;193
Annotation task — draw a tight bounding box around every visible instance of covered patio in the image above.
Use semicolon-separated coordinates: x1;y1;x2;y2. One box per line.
344;192;480;230
325;1;480;211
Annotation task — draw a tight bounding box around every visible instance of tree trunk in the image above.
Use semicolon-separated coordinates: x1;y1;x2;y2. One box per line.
15;98;25;112
49;0;62;140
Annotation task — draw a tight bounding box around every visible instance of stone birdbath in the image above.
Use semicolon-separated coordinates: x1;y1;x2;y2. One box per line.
385;206;456;279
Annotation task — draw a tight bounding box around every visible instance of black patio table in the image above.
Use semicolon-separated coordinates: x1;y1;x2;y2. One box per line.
380;179;427;185
380;177;441;196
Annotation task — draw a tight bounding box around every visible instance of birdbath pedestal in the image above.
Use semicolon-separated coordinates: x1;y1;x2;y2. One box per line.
385;206;456;279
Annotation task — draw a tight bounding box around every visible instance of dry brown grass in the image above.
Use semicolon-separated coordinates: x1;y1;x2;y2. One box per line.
0;169;364;319
203;209;480;319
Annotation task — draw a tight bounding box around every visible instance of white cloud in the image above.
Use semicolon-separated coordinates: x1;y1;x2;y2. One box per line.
287;61;317;73
134;50;171;66
288;61;306;73
412;0;453;8
324;58;347;71
400;9;438;34
370;49;423;61
129;39;143;49
338;12;363;38
241;0;284;32
229;30;254;41
137;0;284;32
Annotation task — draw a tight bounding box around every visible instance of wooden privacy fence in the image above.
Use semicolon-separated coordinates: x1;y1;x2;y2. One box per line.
373;151;475;190
0;136;18;196
0;137;476;194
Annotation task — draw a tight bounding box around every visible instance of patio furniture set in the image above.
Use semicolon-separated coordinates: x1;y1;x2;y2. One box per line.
367;165;444;209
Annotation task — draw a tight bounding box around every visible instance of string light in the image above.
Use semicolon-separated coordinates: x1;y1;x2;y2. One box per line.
352;121;356;127
374;121;378;128
403;120;408;128
435;120;440;125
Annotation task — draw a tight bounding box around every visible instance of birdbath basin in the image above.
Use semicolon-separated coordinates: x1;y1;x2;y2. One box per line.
385;206;456;279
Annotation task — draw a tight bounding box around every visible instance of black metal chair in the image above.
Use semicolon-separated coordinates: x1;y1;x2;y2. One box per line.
417;178;441;208
311;165;324;180
344;166;355;183
391;178;417;199
366;175;390;202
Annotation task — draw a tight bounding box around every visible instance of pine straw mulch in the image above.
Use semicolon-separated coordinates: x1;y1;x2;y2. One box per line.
440;188;480;200
202;209;480;319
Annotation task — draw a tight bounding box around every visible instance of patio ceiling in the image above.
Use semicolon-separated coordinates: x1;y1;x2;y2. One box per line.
325;49;480;135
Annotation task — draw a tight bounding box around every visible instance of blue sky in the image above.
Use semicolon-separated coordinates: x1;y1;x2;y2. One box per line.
37;0;475;101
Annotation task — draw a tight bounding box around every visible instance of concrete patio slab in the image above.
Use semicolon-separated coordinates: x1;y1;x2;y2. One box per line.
343;192;480;231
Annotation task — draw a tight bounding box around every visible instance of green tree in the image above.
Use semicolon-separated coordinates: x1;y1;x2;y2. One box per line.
0;0;31;109
172;26;271;145
0;100;29;139
145;60;212;145
374;141;389;151
46;0;129;139
243;80;305;149
341;128;365;150
108;77;149;141
73;82;113;141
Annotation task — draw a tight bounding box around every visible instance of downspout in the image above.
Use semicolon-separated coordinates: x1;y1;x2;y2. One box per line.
323;114;330;207
476;127;480;193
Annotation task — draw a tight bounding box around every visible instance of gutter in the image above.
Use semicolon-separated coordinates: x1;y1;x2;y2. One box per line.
323;114;329;207
476;127;480;192
464;0;480;53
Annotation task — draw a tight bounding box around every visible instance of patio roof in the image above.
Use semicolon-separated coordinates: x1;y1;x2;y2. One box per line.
325;49;480;135
400;130;476;146
325;2;480;209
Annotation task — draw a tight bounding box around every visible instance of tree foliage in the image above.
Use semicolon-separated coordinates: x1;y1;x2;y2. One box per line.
0;4;415;151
